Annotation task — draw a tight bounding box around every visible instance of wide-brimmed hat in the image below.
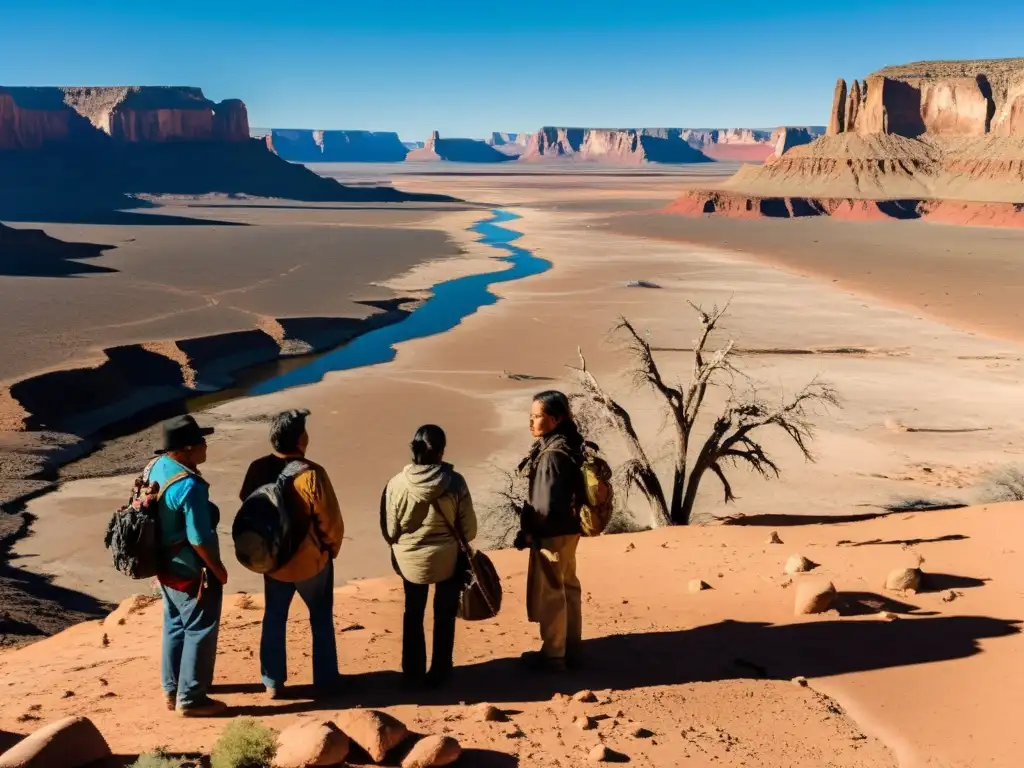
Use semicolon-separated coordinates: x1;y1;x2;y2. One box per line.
156;414;215;454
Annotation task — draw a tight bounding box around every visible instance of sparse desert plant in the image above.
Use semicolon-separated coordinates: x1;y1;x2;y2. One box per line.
131;749;183;768
210;718;278;768
984;466;1024;502
570;302;840;526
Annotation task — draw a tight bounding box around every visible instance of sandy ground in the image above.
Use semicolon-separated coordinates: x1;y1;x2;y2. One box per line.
4;165;1024;765
605;213;1024;344
1;503;1021;767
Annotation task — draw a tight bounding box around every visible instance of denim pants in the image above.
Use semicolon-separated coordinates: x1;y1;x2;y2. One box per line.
402;572;463;679
261;559;338;689
161;578;223;707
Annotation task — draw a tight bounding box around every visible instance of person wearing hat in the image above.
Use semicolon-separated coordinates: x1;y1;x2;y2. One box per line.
150;414;229;717
239;408;344;699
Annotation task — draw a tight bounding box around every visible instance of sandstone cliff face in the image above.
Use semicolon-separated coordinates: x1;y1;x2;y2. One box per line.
829;59;1024;138
0;86;251;148
265;129;409;162
765;126;819;162
521;127;710;164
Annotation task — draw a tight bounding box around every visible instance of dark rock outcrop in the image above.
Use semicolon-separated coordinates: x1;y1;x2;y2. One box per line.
265;129;410;162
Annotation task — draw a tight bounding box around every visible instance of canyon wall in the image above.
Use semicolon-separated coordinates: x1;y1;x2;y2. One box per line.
0;86;250;148
406;131;514;162
827;58;1024;138
521;127;712;164
265;129;410;162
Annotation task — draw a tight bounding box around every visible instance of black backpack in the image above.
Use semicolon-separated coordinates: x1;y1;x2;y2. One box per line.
104;459;190;580
232;460;311;574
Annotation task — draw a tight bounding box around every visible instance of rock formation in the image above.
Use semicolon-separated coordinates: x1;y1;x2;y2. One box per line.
0;85;453;220
405;131;514;163
265;129;410;162
668;58;1024;226
521;127;712;164
764;126;820;163
486;131;533;157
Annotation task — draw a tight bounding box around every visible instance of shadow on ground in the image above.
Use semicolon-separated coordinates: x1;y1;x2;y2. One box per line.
0;509;113;648
224;613;1020;717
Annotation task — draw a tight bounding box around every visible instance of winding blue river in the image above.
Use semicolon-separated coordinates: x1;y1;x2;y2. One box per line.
246;208;550;396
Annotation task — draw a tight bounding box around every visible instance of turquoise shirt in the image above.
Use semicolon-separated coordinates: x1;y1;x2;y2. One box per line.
148;456;220;579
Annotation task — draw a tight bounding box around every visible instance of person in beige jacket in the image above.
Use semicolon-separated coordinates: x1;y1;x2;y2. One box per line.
381;424;477;689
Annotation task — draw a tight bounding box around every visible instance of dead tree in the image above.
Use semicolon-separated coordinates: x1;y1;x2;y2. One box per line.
570;303;840;526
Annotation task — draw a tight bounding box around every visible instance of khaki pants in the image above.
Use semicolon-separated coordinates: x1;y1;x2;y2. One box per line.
526;534;582;659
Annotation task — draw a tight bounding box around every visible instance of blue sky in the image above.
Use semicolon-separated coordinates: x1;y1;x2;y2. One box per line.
3;0;1023;140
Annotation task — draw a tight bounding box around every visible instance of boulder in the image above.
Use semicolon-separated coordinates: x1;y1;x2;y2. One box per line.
0;716;111;768
274;720;350;768
885;567;922;593
794;580;836;615
588;745;611;763
332;709;408;764
784;555;815;575
827;78;847;135
574;716;596;731
688;579;711;593
400;736;461;768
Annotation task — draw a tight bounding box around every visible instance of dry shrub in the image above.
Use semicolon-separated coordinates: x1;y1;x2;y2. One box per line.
210;718;278;768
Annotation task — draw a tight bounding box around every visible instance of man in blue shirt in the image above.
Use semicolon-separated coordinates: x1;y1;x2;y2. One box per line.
150;414;229;717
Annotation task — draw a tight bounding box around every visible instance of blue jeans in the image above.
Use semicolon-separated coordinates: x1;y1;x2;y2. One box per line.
261;560;338;689
161;578;223;708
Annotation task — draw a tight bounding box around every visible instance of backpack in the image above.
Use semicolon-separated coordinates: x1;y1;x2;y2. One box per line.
578;444;614;536
104;458;190;580
232;460;311;574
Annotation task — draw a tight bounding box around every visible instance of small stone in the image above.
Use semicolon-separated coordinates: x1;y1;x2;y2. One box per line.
588;745;611;763
625;543;636;552
794;579;837;615
784;555;815;575
472;703;507;723
632;727;654;738
573;690;598;703
574;715;596;731
792;676;809;687
401;735;461;768
61;691;75;699
100;634;110;648
885;567;922;593
942;590;960;603
768;531;783;545
881;611;899;621
688;579;712;593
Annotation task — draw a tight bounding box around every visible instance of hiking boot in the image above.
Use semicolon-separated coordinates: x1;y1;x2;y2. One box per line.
265;686;282;701
177;697;227;718
164;693;176;711
520;651;567;674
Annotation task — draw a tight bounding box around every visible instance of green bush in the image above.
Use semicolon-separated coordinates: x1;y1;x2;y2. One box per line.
131;749;182;768
210;718;278;768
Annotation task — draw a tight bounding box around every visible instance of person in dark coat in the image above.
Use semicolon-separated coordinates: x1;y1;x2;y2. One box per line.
516;390;584;673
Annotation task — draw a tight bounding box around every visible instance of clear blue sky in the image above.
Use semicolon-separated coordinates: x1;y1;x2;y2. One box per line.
3;0;1023;141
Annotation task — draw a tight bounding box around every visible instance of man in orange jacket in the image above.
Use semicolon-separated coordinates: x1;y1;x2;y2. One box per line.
239;409;344;698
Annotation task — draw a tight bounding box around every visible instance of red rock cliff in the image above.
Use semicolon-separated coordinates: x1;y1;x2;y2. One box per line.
0;86;251;148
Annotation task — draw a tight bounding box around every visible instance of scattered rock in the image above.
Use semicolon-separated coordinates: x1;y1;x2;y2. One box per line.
794;580;837;615
574;716;596;731
784;555;815;575
624;543;635;553
339;623;365;633
767;531;783;545
632;727;654;738
401;735;461;768
885;567;922;593
100;634;109;648
333;709;408;764
588;745;611;763
792;676;809;687
274;720;350;768
881;611;899;621
61;691;74;699
0;716;111;768
688;579;712;593
573;690;598;703
472;704;507;723
942;590;961;603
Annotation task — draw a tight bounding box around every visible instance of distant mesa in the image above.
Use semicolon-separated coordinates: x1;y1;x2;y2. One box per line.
0;85;453;221
680;127;822;162
667;58;1024;227
263;129;410;162
486;132;533;157
406;130;516;163
402;140;425;151
521;127;714;164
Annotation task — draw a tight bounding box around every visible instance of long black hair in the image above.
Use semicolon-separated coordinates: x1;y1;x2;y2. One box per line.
411;424;446;465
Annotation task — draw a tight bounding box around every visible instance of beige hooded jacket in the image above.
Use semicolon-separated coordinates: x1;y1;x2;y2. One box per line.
381;462;477;585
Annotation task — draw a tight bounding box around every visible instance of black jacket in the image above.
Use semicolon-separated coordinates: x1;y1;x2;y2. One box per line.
520;425;583;539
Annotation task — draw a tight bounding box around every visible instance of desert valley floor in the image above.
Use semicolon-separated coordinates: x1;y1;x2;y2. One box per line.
2;163;1024;767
